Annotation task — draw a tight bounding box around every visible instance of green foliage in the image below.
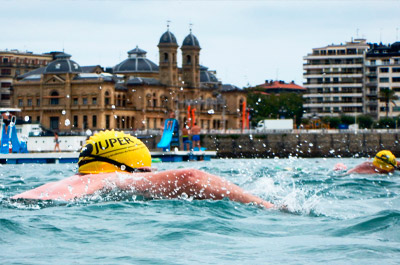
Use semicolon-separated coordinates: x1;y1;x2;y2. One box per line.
357;115;374;129
340;115;355;125
247;92;304;126
379;88;399;117
375;117;396;128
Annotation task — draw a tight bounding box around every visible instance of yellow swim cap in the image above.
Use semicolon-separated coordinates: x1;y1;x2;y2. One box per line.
78;130;151;174
372;150;397;172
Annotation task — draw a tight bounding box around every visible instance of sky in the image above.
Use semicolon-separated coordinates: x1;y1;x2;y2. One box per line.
1;0;399;88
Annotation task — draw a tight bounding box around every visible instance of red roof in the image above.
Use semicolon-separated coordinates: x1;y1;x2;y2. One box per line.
257;80;306;91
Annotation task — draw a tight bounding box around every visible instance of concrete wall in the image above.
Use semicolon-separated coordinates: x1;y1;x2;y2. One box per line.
193;132;400;158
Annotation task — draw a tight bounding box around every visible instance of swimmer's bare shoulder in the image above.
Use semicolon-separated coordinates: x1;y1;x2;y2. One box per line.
347;161;380;174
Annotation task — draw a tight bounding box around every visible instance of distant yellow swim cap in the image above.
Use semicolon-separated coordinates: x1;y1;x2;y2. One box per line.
373;150;397;172
78;130;151;174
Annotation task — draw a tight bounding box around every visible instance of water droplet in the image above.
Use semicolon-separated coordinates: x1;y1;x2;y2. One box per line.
99;86;102;90
111;105;115;109
66;94;70;98
120;165;126;171
114;115;118;119
208;109;215;114
64;119;70;126
62;110;66;115
86;129;92;136
24;116;29;122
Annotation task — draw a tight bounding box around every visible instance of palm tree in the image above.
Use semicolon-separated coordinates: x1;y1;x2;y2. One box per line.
379;88;399;117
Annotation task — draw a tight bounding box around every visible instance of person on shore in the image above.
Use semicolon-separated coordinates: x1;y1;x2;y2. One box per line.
54;132;61;152
191;122;201;150
12;130;274;209
2;112;11;134
182;123;190;150
334;150;399;174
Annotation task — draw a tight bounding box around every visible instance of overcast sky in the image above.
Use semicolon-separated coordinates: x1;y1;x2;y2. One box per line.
1;0;399;88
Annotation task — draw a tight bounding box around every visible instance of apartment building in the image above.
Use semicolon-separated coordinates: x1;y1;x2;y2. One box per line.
365;42;400;118
303;39;369;118
0;49;53;107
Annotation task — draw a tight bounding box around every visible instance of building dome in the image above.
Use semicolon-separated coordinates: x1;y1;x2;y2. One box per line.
44;52;82;74
200;65;218;83
159;30;178;45
182;32;200;47
113;46;159;73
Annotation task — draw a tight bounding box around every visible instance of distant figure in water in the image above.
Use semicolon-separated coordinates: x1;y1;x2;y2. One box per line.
334;150;399;174
12;130;274;209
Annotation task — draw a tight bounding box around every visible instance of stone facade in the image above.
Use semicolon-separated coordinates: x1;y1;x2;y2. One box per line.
12;29;246;132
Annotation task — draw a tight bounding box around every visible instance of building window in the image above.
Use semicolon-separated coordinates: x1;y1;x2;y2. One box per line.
73;115;78;128
50;117;59;130
83;115;88;129
379;77;389;83
50;91;59;105
2;58;9;63
92;115;97;128
83;97;88;105
1;94;10;100
18;99;23;107
1;82;11;88
27;99;32;106
92;97;97;105
106;115;110;129
186;55;192;65
36;98;40;106
73;98;78;105
393;77;400;83
380;68;389;73
105;91;110;105
36;116;40;122
163;53;168;62
1;69;11;76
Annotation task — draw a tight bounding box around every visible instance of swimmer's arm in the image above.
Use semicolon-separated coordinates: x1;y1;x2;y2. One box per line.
114;169;274;208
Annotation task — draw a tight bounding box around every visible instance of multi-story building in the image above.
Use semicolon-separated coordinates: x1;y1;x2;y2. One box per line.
303;39;369;118
365;42;400;118
12;28;246;132
0;49;53;107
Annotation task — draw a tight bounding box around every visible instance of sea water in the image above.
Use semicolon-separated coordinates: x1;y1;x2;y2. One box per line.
1;158;400;265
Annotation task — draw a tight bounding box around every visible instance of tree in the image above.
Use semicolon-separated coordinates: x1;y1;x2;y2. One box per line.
357;114;374;129
246;91;303;126
379;88;399;117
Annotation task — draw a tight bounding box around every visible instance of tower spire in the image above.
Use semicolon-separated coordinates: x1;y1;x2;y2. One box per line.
167;20;171;31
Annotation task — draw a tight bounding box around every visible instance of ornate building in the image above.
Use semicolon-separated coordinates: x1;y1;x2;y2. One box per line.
0;49;53;107
12;28;246;132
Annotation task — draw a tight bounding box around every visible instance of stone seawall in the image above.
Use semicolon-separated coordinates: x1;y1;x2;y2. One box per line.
145;132;400;158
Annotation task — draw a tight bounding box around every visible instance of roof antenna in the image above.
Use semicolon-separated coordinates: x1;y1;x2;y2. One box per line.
189;23;193;33
167;20;171;31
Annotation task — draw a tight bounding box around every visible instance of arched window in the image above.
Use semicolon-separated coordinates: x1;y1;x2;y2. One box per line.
105;91;111;105
117;95;121;107
50;91;59;105
122;95;126;107
186;55;192;65
164;53;168;62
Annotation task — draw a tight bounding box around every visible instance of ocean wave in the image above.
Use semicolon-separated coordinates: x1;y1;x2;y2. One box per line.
332;210;400;239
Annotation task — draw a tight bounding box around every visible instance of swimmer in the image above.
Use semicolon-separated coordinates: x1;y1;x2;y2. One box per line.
12;130;274;209
334;150;399;174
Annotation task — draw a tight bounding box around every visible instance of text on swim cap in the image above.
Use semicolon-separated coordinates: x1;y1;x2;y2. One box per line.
94;137;137;154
